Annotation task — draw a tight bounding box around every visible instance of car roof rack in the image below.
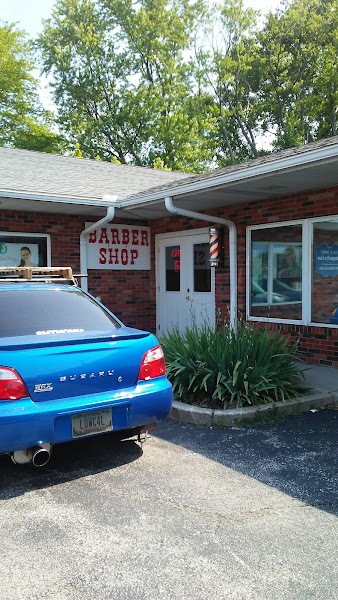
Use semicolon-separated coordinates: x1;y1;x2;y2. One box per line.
0;267;75;283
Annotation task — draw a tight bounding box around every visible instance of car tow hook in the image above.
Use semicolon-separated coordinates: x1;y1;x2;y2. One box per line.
137;423;156;450
137;430;148;450
137;429;148;454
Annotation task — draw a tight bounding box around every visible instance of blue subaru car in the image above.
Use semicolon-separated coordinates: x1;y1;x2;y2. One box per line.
0;267;172;466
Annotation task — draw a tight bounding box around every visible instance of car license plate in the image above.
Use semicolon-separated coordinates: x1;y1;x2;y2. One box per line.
72;408;112;438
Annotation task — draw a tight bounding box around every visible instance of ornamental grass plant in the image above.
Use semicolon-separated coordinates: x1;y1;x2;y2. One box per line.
160;321;302;409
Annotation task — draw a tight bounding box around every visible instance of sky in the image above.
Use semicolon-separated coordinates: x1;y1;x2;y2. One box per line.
0;0;282;113
0;0;56;36
1;0;283;37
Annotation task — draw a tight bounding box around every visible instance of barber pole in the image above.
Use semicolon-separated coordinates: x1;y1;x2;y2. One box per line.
209;226;219;267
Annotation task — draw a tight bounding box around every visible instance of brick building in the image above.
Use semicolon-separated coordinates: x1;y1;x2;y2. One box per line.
1;138;338;365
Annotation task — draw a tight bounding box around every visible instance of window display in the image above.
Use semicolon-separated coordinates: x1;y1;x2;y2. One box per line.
0;233;49;268
312;220;338;324
249;225;303;321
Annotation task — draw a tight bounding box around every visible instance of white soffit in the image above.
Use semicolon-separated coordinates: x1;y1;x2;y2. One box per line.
121;159;338;219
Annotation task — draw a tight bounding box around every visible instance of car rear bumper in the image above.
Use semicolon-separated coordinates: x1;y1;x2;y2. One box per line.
0;378;173;454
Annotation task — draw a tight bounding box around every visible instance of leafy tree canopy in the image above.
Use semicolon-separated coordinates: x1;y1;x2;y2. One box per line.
38;0;216;171
258;0;338;148
0;21;65;152
35;0;338;170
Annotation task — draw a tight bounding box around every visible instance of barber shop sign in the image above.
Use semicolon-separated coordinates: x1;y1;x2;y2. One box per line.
86;224;150;270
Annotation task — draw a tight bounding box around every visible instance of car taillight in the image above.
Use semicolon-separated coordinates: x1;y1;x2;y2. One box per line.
138;345;166;381
0;367;29;401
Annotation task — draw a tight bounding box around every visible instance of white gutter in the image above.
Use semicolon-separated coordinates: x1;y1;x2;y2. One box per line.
165;197;237;332
0;190;114;207
122;142;338;208
80;205;117;292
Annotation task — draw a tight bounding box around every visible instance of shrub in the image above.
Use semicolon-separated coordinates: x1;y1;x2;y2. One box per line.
160;321;302;409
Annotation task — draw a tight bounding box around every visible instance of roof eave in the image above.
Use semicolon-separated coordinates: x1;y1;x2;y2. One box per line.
0;190;110;207
121;142;338;210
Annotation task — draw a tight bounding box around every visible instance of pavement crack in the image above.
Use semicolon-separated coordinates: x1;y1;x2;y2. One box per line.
95;479;310;524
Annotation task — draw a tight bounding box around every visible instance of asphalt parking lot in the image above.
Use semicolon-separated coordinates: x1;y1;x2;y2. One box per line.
0;410;337;600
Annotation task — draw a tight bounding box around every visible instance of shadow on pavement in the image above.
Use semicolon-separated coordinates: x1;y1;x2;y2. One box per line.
0;432;142;501
1;409;337;516
154;408;338;517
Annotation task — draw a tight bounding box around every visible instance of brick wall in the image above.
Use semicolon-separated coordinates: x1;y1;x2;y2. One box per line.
0;210;153;330
150;185;338;366
2;183;338;365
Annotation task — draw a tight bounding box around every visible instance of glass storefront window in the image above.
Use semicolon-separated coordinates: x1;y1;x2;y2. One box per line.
193;243;211;292
312;220;338;324
248;217;338;327
272;243;302;301
0;234;49;268
250;225;302;321
165;245;180;291
251;242;268;304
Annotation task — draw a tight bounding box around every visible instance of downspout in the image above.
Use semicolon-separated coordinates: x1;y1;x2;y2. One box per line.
164;196;237;332
80;205;117;292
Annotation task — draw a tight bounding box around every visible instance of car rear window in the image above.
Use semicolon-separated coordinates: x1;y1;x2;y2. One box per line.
0;288;121;338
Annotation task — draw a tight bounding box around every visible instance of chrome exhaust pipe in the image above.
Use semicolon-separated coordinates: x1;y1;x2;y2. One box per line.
28;445;51;467
10;443;52;466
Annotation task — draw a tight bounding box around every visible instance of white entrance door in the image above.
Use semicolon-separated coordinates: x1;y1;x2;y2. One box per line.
156;229;215;335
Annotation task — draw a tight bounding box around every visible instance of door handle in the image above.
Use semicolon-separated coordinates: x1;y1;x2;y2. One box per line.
186;295;190;300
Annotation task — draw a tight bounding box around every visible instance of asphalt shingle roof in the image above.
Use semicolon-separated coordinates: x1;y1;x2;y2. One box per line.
129;135;338;199
0;147;192;201
1;136;338;205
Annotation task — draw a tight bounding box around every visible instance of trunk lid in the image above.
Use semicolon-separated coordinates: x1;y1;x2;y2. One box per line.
0;328;154;402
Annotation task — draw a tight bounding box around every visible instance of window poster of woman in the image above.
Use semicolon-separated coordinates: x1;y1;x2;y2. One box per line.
0;242;40;268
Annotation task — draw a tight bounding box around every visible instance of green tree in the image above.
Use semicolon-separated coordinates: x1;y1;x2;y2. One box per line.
196;0;265;165
36;0;338;167
309;0;338;138
0;21;64;152
258;0;338;149
37;0;215;172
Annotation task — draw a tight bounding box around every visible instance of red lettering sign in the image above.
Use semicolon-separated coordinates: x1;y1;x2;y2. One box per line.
99;248;106;264
111;229;120;244
121;248;128;265
130;249;138;264
99;228;109;245
86;224;150;270
141;230;149;246
122;229;129;245
109;248;119;264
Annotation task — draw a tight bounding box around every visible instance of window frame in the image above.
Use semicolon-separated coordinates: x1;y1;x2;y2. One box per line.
247;218;308;326
247;216;338;328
